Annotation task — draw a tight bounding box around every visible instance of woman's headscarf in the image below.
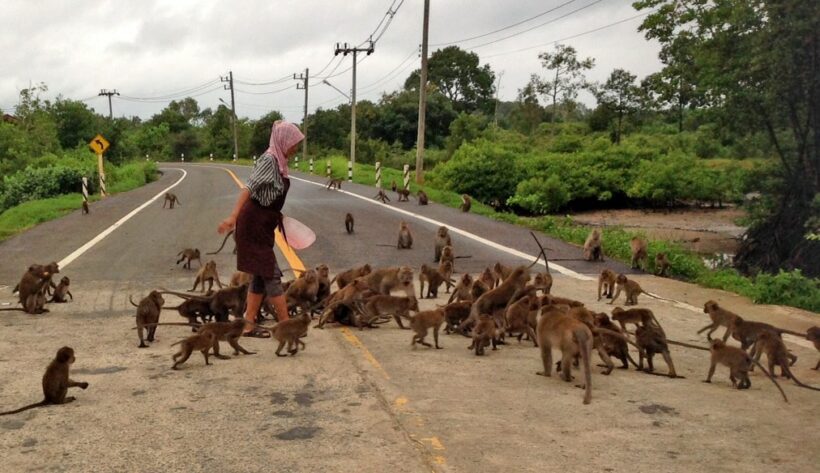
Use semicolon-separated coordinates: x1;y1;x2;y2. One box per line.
267;120;304;177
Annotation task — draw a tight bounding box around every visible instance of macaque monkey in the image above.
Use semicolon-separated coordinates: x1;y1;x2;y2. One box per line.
362;266;415;298
273;313;312;356
81;200;90;215
314;264;332;311
332;264;372;290
447;273;474;303
391;180;397;192
460;194;472;213
443;301;472;334
540;294;584;308
439;246;455;272
635;325;677;378
655;252;670;276
396;188;411;202
469;314;500;355
532;272;553;295
583;229;604;262
131;291;165;348
374;190;391;203
594;313;636;369
285;269;319;315
12;263;57;314
397;221;413;249
597;269;616;301
166;298;213;327
611;307;664;335
609;274;643;306
190;260;223;292
705;339;788;402
417;190;429;205
410;309;445;349
0;347;89;416
730;317;805;351
630;237;648;270
419;264;452;299
356;295;419;330
176;248;201;269
162;192;181;209
752;332;819;391
505;294;541;346
438;261;454;292
345;213;354;234
161;285;248;323
172;331;218;370
536;306;594;404
460;266;530;334
326;178;342;190
316;279;370;328
478;268;495;291
229;271;252;287
492;262;513;288
698;300;740;342
434;226;453;262
49;276;73;303
809;326;820;370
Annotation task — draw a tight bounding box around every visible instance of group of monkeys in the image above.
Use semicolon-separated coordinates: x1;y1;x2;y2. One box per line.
2;261;73;315
327;176;472;213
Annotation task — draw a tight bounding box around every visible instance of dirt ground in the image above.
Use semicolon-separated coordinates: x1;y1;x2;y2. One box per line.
572;207;746;255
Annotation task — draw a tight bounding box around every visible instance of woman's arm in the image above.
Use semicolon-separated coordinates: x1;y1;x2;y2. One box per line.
218;187;249;234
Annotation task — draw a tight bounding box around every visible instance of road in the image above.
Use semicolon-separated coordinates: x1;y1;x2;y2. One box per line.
0;163;818;472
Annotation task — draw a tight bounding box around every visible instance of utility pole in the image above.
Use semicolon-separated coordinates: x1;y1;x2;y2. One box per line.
493;71;505;128
334;41;374;164
414;0;430;184
98;89;119;119
221;71;239;161
294;68;309;164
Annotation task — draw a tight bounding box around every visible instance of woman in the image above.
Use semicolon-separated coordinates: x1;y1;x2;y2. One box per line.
218;120;304;336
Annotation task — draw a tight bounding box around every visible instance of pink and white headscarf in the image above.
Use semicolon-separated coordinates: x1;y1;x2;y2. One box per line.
267;120;304;178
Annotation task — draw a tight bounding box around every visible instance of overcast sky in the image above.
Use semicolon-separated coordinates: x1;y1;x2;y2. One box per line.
0;0;662;123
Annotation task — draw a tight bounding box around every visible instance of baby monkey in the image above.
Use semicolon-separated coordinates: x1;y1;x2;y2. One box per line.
0;347;89;416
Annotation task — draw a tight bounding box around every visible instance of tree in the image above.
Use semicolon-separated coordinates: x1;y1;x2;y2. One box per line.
405;46;495;114
635;0;819;276
49;99;100;149
592;69;642;144
249;110;284;156
530;45;594;122
507;81;547;134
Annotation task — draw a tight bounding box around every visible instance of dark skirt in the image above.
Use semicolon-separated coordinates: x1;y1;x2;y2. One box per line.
235;181;289;278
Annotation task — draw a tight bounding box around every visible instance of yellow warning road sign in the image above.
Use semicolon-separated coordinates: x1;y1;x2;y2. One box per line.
89;134;110;154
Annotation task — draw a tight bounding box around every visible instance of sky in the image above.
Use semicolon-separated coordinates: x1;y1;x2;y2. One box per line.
0;0;662;123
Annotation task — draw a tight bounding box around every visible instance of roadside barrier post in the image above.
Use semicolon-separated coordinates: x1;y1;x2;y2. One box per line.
295;155;299;171
81;177;89;204
348;161;353;182
403;164;410;190
375;161;382;189
309;158;314;174
209;153;213;161
327;160;332;178
181;153;184;162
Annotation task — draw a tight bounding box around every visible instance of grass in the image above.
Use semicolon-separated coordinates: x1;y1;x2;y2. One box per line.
0;162;158;242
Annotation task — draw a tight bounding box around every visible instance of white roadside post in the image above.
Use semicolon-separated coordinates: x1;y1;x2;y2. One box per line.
375;161;382;189
403;164;410;190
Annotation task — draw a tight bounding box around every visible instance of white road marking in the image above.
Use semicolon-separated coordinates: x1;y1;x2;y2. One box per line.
57;168;188;270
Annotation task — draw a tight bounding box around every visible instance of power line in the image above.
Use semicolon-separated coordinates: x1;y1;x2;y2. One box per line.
118;86;223;103
234;74;292;86
118;78;220;101
483;10;653;59
358;49;418;94
431;0;580;47
234;84;294;95
361;0;406;47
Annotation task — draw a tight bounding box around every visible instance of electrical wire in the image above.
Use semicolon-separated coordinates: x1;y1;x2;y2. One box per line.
234;74;292;86
358;49;418;93
235;84;295;95
118;78;220;101
118;86;223;103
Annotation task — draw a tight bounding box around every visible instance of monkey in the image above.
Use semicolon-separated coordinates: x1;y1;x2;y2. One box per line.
470;278;490;302
332;264;372;290
81;200;90;215
536;306;594;404
730;317;806;352
391;180;397;192
809;326;820;370
594;313;638;369
313;264;332;312
532;272;553;295
130;291;165;348
751;331;819;390
418;264;453;299
478;268;495;291
469;314;500;355
460;194;472;213
397;221;413;249
583;229;604;262
0;347;89;416
49;276;73;303
442;301;472;334
273;313;312;356
698;300;740;342
162;192;181;209
597;269;617;301
447;273;474;304
362;266;415;299
315;278;371;328
505;294;540;346
207;230;237;255
201;318;257;357
608;274;643;306
634;325;677;378
396;188;411;202
611;307;664;335
410;309;445;349
171;331;218;370
345;213;354;234
374;190;391;203
229;271;252;288
176;248;201;270
655;252;671;277
160;284;248;323
11;263;58;314
189;260;223;293
438;261;455;293
540;294;584;308
459;266;530;335
705;339;788;402
630;237;648;270
356;294;419;330
326;177;343;190
492;262;513;288
165;298;214;327
285;269;319;315
417;190;428;205
434;226;453;262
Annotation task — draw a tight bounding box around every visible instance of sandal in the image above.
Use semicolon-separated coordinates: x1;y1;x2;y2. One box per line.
243;328;271;338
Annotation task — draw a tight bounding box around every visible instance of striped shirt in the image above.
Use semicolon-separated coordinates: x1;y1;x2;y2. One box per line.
246;152;285;207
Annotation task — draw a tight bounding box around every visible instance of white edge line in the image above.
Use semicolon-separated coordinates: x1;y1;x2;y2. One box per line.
57;168;188;269
288;175;594;281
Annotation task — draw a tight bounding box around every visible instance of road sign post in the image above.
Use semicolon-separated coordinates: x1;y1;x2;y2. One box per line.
403;164;410;190
375;161;382;189
88;134;110;197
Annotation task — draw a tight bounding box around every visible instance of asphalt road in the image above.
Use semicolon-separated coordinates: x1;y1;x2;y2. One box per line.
0;163;817;472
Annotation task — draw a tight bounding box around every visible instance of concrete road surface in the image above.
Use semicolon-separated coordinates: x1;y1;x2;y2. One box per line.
0;163;817;472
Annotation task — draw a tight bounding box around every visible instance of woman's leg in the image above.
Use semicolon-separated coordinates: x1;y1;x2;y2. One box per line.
267;294;290;321
243;276;266;333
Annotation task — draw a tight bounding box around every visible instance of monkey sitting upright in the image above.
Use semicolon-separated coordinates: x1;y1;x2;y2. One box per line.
0;347;89;416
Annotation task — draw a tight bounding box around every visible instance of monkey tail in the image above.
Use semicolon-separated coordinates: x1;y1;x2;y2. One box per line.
453;255;473;259
777;328;808;339
576;329;593;405
751;359;789;403
643;291;679;304
663;338;711;351
0;400;47;416
206;231;234;255
128;295;139;308
594;328;641;350
783;365;820;391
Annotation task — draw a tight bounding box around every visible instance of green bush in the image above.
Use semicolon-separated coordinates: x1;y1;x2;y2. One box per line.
1;165;86;210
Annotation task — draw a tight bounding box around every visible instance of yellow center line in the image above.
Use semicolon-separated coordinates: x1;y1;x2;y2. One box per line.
340;327;391;380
